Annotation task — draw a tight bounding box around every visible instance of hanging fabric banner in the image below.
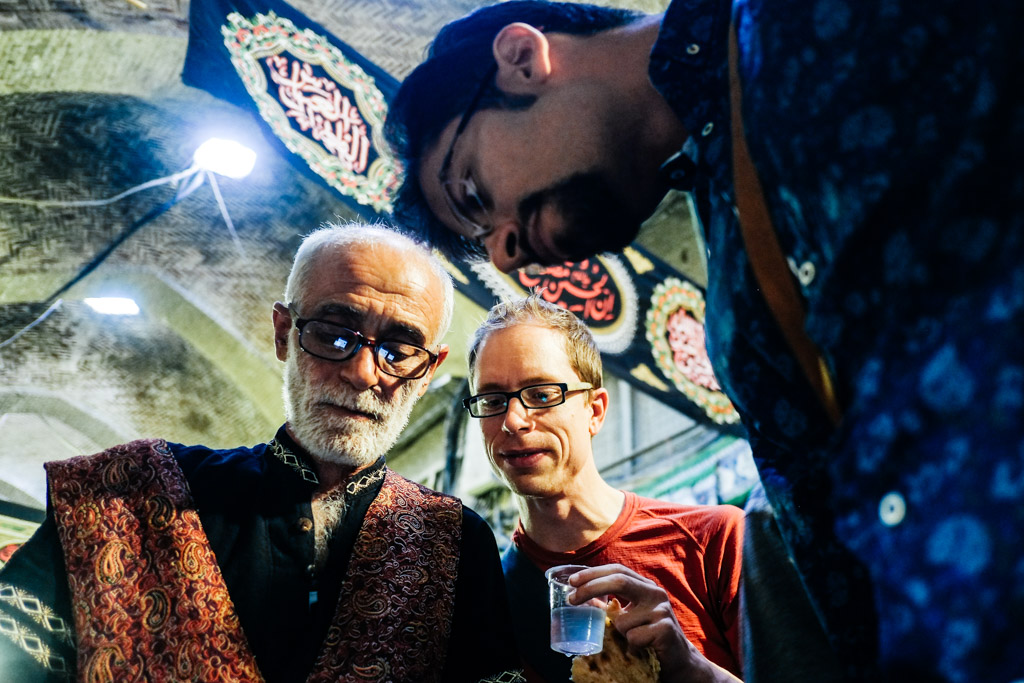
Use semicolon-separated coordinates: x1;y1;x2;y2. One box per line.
445;245;744;435
182;0;399;215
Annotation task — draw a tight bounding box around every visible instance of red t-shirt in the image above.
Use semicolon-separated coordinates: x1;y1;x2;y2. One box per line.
513;492;743;676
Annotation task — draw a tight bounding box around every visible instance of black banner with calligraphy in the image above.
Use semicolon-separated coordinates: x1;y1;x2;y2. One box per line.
445;245;744;436
183;0;399;215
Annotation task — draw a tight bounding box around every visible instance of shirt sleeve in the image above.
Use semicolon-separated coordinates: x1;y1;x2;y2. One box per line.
740;485;845;682
702;505;744;669
0;510;76;682
442;506;525;683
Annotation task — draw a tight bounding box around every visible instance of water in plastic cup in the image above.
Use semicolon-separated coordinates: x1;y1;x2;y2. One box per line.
545;564;606;656
550;604;605;655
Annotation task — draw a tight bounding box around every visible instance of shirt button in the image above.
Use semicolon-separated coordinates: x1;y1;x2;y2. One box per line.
306;564;316;577
296;517;313;533
797;261;816;285
686;43;700;55
701;122;714;136
787;257;817;286
879;491;906;527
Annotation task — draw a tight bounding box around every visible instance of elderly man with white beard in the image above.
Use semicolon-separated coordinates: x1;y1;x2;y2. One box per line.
0;224;524;683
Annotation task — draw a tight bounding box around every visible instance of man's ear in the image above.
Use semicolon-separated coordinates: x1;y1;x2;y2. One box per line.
493;23;552;94
272;302;291;362
415;344;450;397
588;386;609;437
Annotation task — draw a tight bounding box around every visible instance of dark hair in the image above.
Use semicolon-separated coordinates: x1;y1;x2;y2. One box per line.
384;1;643;261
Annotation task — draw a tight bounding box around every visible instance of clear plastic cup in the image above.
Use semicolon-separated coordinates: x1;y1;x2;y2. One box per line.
545;564;606;656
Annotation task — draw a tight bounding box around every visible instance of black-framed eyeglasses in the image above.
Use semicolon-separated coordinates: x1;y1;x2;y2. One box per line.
463;382;593;418
289;306;438;380
438;64;499;244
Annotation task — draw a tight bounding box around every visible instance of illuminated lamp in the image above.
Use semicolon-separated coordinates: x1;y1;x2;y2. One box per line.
84;297;140;315
192;138;257;179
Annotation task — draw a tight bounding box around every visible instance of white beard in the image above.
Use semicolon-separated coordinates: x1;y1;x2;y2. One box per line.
283;343;421;468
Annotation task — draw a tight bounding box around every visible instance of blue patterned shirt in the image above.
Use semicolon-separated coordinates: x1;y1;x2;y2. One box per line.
650;0;1024;680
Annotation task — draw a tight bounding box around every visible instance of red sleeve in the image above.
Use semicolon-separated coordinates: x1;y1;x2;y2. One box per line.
701;504;744;671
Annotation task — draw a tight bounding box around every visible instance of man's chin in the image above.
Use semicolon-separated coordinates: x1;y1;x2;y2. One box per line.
554;220;642;262
285;381;418;473
500;472;552;499
312;443;379;469
291;422;382;469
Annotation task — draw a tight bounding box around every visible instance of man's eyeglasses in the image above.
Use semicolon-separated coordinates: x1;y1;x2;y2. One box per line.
289;306;438;380
438;64;499;243
463;382;593;418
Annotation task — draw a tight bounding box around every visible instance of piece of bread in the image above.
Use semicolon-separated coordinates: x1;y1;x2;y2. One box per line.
570;600;660;683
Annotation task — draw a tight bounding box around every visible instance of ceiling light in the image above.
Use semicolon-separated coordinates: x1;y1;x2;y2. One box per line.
192;138;257;179
84;297;140;315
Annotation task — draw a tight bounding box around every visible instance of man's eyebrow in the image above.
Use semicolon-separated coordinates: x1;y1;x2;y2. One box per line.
382;321;429;346
311;303;360;321
475;377;558;393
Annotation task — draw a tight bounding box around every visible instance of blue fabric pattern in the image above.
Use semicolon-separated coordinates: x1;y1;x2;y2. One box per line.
650;0;1024;680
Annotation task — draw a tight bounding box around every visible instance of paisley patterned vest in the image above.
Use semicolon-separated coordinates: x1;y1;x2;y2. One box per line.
45;439;462;682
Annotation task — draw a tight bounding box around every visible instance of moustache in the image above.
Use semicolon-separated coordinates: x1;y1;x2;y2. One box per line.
540;172;638;259
314;387;392;422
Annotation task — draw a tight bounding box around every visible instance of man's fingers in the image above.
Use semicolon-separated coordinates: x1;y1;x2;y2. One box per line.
617;617;697;678
569;563;643;584
570;574;644;605
616;618;670;650
612;600;678;633
569;569;665;608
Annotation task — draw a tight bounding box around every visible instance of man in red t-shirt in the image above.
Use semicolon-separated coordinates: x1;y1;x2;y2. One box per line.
465;294;743;683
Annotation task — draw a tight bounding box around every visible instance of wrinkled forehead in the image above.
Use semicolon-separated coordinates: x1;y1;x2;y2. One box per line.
301;242;447;342
470;323;577;388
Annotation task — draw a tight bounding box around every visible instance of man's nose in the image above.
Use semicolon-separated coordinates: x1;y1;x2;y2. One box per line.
339;345;379;391
485;221;530;273
501;396;533;433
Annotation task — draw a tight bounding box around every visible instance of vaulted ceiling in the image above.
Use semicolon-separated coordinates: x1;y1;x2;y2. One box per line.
0;0;698;510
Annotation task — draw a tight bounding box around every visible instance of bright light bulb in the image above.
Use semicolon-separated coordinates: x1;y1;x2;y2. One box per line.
193;138;257;179
84;298;140;315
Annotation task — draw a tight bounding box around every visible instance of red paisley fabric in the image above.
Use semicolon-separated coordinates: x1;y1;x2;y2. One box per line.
47;441;462;683
309;469;462;683
46;439;263;683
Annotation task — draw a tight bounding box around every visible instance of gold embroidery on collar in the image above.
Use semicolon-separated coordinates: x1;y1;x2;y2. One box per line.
346;464;387;496
269;439;388;494
0;583;71;672
269;439;319;483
